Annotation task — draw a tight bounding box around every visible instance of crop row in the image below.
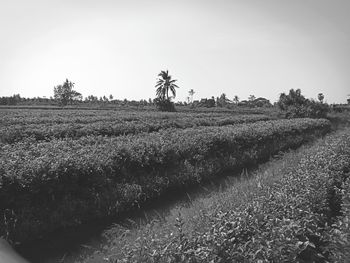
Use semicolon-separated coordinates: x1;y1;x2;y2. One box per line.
0;118;330;243
0;109;242;126
115;128;350;262
0;113;270;144
327;177;350;261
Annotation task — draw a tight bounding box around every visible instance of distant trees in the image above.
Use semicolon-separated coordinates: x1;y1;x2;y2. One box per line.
53;79;82;106
188;89;195;103
248;95;256;102
216;93;231;107
233;95;239;105
0;94;22;105
278;89;329;118
155;70;179;111
318;93;325;103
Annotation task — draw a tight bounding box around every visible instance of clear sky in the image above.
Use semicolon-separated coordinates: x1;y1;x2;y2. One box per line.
0;0;349;103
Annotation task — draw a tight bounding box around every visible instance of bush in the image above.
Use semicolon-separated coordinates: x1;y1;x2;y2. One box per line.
278;89;329;118
115;130;350;262
306;100;329;118
0;119;330;243
154;98;176;112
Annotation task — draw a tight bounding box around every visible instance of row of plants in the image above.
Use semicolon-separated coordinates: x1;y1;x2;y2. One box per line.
0;119;330;244
326;177;350;261
0;113;270;144
0;109;244;126
110;129;350;262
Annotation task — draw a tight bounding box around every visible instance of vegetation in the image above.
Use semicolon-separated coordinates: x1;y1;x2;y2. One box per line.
0;118;330;243
278;89;329;118
53;79;82;106
0;83;348;261
99;129;350;262
188;89;195;104
155;70;178;112
0;109;271;144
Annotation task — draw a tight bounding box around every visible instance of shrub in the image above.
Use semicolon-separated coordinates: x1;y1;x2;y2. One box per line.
114;129;350;262
0;119;330;243
326;178;350;261
278;89;329;118
154;98;176;112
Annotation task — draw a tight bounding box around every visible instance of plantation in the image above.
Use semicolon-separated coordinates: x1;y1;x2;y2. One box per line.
0;109;271;144
0;108;330;246
94;129;350;263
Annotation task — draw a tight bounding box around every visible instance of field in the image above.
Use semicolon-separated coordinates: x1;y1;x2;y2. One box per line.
0;109;271;144
92;128;350;263
1;107;350;262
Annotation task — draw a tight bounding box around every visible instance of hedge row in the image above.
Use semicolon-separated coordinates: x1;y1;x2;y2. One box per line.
0;109;233;126
115;128;350;262
326;177;350;261
0;113;270;144
0;119;330;243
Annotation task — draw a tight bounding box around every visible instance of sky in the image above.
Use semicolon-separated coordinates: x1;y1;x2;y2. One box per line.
0;0;349;103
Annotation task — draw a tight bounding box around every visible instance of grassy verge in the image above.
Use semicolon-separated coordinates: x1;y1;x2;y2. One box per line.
96;129;350;263
0;119;330;244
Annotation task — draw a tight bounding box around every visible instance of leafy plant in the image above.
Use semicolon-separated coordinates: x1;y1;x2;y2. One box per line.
155;70;179;112
277;89;329;118
0;118;330;243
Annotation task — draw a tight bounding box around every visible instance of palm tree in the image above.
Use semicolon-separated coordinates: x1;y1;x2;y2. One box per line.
318;93;324;103
155;70;179;101
188;89;195;103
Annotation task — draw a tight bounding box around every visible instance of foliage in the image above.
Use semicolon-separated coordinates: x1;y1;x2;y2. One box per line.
318;93;325;103
155;70;178;101
154;98;176;112
155;70;178;111
277;89;329;118
188;89;195;103
53;79;82;106
0;94;22;105
0;118;330;243
326;178;350;261
0;110;271;144
216;93;231;107
113;130;350;262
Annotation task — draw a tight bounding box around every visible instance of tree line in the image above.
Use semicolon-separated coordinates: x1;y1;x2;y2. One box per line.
1;70;348;116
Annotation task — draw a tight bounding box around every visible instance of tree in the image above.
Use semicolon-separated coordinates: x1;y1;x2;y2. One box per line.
217;93;230;107
248;95;256;102
233;95;239;104
86;95;98;102
277;89;328;118
109;94;114;101
155;70;179;112
188;89;195;103
318;93;324;103
155;70;179;100
53;79;81;106
277;89;307;111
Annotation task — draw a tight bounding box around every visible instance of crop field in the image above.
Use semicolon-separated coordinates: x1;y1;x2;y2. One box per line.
97;128;350;263
0;108;332;248
0;109;271;144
